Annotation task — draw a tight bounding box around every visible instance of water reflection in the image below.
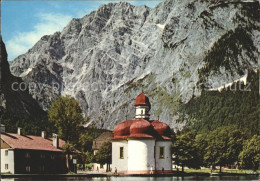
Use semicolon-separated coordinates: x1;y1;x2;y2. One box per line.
1;176;259;181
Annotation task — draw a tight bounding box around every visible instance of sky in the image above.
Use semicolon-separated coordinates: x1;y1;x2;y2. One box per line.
1;0;161;61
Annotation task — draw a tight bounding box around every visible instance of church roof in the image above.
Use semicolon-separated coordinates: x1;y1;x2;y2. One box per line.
151;120;171;136
113;120;134;137
134;91;151;108
113;119;171;141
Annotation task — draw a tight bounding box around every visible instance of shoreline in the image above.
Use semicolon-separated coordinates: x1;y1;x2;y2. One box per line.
1;172;259;178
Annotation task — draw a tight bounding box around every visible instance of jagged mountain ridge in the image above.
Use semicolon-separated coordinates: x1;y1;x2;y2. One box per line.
10;0;260;129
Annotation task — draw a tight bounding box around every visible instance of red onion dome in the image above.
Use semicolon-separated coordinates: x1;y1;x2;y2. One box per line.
151;120;171;137
130;118;151;135
134;91;151;108
114;120;134;137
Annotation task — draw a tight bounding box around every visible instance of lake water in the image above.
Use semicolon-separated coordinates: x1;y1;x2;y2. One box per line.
1;176;259;181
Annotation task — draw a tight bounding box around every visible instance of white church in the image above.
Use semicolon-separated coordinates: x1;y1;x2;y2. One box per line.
112;91;172;174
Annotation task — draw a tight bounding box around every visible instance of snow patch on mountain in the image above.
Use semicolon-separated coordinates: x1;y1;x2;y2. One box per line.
20;68;33;77
209;73;248;92
156;24;166;30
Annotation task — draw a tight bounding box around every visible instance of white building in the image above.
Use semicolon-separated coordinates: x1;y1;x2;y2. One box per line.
112;91;172;174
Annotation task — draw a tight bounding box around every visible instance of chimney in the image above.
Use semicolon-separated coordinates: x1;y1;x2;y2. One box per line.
41;131;46;139
0;124;5;133
52;133;59;148
17;127;23;135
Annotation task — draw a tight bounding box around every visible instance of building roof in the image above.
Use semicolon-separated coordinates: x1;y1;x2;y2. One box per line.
134;91;151;108
113;120;134;137
1;133;66;152
92;132;113;150
151;120;171;136
113;92;172;141
113;119;171;141
130;119;151;135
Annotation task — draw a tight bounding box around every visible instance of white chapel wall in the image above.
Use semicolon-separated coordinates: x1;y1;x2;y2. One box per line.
155;141;172;171
128;139;155;172
112;140;128;172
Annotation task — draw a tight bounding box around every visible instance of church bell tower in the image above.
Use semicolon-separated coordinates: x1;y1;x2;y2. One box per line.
134;91;151;120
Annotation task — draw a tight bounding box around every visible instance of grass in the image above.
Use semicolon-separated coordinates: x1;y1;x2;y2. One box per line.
181;168;260;174
77;163;93;171
0;172;11;175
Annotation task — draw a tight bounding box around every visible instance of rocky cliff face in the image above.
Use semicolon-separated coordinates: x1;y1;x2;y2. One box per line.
0;38;46;119
9;0;259;129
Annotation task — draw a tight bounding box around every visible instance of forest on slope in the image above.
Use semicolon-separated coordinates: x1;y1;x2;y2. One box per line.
179;70;259;137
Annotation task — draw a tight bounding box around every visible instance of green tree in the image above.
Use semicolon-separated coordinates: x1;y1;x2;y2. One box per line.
194;133;208;167
84;151;94;164
172;131;201;172
239;135;260;171
77;128;108;171
78;151;93;171
203;126;244;172
78;131;97;152
48;95;84;143
94;141;112;172
63;142;77;172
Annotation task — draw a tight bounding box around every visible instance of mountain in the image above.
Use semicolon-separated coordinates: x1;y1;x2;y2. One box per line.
9;0;259;130
0;38;46;121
